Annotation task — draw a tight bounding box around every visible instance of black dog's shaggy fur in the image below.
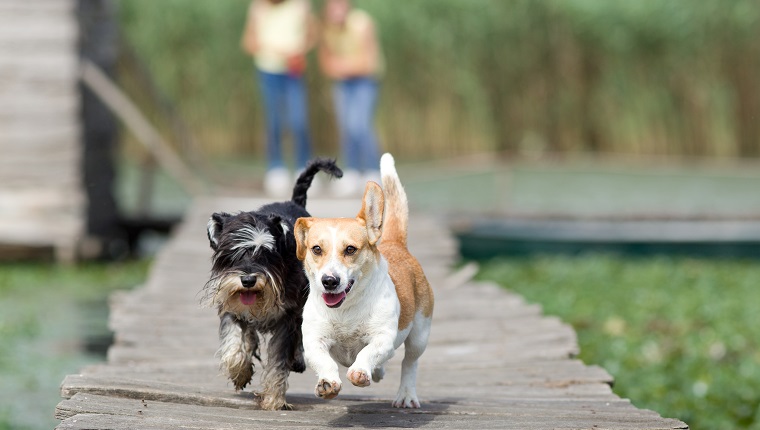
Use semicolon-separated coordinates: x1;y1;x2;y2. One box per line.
203;158;342;410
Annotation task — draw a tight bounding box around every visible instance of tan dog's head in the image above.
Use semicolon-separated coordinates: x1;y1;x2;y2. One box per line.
294;182;384;309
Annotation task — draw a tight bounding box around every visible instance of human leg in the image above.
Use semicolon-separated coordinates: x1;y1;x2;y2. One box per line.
333;80;360;171
285;75;312;171
351;78;381;173
331;80;362;196
258;70;286;170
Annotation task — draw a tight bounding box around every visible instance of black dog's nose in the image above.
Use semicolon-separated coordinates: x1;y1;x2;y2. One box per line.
240;275;257;288
321;275;340;291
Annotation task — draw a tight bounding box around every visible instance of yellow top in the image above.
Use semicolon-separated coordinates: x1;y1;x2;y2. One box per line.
250;0;310;74
323;9;384;78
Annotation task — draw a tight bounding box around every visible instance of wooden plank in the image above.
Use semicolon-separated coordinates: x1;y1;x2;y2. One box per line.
0;100;78;118
0;91;79;107
0;130;79;148
55;393;656;422
55;394;687;430
60;372;620;413
77;357;612;378
0;0;74;14
0;54;77;75
0;175;80;188
70;360;614;392
0;224;82;246
0;189;83;211
0;17;76;41
0;141;79;157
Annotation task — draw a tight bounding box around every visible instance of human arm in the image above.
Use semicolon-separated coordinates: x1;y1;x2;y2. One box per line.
240;1;259;55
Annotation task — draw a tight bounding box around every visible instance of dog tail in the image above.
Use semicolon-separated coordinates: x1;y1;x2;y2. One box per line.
291;158;343;208
379;153;408;246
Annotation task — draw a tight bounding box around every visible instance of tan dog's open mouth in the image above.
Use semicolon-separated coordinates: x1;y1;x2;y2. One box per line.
322;280;354;308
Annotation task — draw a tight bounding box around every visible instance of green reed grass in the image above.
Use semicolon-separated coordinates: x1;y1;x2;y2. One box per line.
119;0;760;161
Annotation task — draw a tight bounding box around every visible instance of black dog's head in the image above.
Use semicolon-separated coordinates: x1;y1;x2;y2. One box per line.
203;211;293;321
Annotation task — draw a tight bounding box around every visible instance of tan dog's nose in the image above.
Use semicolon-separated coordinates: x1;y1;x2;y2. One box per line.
321;275;340;291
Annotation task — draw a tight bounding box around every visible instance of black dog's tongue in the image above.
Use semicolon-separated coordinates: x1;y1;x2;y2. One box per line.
240;291;257;306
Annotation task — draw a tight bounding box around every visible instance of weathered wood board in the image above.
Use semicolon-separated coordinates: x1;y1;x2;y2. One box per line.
56;196;688;429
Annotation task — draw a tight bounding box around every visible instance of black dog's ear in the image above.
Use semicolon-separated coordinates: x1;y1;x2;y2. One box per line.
207;212;231;250
267;214;288;238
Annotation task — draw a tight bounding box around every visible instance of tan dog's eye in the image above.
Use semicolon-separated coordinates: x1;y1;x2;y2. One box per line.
312;245;322;256
345;246;357;256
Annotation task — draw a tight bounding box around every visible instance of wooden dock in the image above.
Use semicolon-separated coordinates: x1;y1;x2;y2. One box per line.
56;196;688;429
0;0;83;262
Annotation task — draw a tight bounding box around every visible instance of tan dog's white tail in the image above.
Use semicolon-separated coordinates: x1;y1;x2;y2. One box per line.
379;153;408;246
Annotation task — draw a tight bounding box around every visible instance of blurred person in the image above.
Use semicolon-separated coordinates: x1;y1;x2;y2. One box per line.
320;0;384;197
241;0;318;196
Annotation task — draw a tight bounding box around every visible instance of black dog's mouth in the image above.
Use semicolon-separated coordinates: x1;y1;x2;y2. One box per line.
239;290;258;306
322;280;354;309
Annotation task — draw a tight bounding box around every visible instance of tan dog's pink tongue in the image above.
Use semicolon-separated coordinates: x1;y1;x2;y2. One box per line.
322;292;346;307
240;291;257;306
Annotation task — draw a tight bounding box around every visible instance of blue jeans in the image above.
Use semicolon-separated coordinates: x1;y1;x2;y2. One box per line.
333;78;381;172
258;70;312;170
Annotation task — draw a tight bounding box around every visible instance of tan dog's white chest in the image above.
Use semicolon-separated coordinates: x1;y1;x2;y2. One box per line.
328;321;372;368
303;271;402;368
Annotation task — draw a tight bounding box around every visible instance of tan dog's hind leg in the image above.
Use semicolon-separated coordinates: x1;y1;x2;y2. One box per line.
393;316;431;408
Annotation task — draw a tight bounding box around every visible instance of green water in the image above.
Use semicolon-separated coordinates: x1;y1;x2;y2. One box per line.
0;261;149;430
400;159;760;216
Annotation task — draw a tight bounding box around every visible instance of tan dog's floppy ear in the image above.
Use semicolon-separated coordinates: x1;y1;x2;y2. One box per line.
357;181;384;245
294;217;313;260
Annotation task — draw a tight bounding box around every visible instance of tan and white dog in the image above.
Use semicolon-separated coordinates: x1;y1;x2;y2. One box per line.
294;153;434;408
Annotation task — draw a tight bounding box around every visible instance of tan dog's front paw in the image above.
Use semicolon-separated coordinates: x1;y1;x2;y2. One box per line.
347;368;371;387
315;378;342;399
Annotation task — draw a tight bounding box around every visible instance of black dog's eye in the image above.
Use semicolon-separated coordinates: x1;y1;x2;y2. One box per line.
345;246;357;256
312;245;322;256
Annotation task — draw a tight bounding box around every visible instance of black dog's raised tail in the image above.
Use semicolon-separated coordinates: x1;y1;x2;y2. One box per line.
291;158;343;208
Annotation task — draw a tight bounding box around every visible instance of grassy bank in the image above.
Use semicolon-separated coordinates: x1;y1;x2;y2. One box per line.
0;261;150;430
477;255;760;429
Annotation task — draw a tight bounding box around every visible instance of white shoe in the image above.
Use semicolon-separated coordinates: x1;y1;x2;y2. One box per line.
264;168;291;198
331;169;362;198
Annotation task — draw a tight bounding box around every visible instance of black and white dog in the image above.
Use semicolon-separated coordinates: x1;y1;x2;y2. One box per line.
202;158;342;410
